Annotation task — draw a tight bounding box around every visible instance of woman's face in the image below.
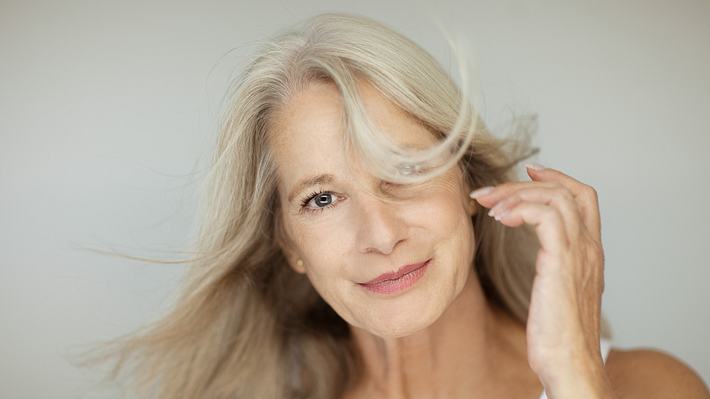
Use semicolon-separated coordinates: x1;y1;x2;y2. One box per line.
269;78;477;338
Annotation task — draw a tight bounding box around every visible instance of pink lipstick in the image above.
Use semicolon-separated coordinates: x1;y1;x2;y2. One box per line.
358;259;431;295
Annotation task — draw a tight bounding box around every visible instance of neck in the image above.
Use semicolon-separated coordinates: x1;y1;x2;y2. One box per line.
345;271;540;399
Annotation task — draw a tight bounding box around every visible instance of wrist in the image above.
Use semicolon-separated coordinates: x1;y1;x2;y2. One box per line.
541;357;616;399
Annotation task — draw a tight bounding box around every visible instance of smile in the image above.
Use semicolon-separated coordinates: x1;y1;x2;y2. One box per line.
357;259;431;295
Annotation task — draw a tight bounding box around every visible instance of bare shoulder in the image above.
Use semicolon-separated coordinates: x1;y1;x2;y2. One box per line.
604;347;710;398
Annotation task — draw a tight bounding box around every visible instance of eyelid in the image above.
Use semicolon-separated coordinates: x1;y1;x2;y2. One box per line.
297;178;421;215
299;190;342;215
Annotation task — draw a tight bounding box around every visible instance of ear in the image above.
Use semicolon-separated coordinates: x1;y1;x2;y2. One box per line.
274;217;307;274
462;182;478;217
466;198;479;217
458;167;478;217
292;258;306;274
279;243;307;274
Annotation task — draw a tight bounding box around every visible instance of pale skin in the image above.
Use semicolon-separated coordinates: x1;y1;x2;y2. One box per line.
269;78;710;399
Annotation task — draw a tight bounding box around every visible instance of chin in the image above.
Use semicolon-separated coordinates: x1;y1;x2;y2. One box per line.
368;318;433;338
364;303;441;338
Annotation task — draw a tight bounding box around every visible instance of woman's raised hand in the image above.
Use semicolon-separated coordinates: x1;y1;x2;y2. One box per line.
470;164;615;399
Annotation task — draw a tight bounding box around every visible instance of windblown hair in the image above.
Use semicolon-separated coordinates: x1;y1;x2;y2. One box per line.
79;12;611;399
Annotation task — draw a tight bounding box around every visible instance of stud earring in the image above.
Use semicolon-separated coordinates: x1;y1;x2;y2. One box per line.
296;259;304;268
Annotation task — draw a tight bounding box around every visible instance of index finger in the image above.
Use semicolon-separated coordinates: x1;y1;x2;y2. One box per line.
525;164;602;242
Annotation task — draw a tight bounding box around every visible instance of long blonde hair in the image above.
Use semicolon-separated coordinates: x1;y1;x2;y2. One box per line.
79;12;611;399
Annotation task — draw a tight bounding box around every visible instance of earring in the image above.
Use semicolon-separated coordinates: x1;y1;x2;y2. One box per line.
296;259;304;268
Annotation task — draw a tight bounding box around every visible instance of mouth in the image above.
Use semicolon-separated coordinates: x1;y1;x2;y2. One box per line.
360;259;432;285
357;258;431;295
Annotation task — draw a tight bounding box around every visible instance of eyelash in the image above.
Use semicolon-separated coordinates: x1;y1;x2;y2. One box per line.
297;181;410;215
299;189;340;215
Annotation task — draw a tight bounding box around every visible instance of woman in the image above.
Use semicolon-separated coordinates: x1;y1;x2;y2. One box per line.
87;12;709;399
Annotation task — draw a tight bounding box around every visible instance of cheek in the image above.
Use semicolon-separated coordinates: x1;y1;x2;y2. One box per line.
419;187;476;275
289;218;353;280
417;180;472;237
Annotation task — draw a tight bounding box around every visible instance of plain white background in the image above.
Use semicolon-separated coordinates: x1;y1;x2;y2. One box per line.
1;0;708;397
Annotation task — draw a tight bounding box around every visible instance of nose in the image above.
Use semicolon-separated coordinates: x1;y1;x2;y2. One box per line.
355;193;408;255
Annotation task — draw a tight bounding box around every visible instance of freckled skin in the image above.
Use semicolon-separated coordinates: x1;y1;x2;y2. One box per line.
266;78;548;399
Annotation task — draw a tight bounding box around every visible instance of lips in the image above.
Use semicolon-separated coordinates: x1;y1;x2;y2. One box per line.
359;259;431;285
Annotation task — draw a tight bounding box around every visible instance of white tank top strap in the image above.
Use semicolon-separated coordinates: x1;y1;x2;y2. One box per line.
536;338;613;399
599;337;612;363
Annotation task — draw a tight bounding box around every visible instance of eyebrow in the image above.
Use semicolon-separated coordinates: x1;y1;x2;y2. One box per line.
287;173;336;203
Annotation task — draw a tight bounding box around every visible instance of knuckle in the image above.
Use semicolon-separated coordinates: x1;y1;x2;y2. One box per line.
548;181;564;190
554;187;574;201
584;185;599;201
587;241;605;262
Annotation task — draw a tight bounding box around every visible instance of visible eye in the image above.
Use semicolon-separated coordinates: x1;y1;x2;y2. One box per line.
299;190;341;214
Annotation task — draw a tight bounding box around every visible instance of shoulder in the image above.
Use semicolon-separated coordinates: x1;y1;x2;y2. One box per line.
604;347;710;398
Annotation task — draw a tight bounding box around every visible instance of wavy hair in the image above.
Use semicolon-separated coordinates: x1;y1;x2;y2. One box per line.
79;11;611;399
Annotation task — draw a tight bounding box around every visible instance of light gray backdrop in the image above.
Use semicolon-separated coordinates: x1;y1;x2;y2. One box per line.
1;0;708;398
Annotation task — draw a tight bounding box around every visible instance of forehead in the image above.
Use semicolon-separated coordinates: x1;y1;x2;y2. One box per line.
270;78;435;148
268;79;437;192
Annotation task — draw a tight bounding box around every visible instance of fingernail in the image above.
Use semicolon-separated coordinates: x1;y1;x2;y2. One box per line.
525;163;545;171
488;201;505;217
469;186;494;199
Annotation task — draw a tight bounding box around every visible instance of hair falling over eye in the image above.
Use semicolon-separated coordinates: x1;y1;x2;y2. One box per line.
75;12;597;399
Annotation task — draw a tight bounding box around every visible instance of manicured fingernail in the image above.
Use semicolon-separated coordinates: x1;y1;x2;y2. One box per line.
495;210;509;220
469;186;494;199
525;163;545;171
489;201;505;217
